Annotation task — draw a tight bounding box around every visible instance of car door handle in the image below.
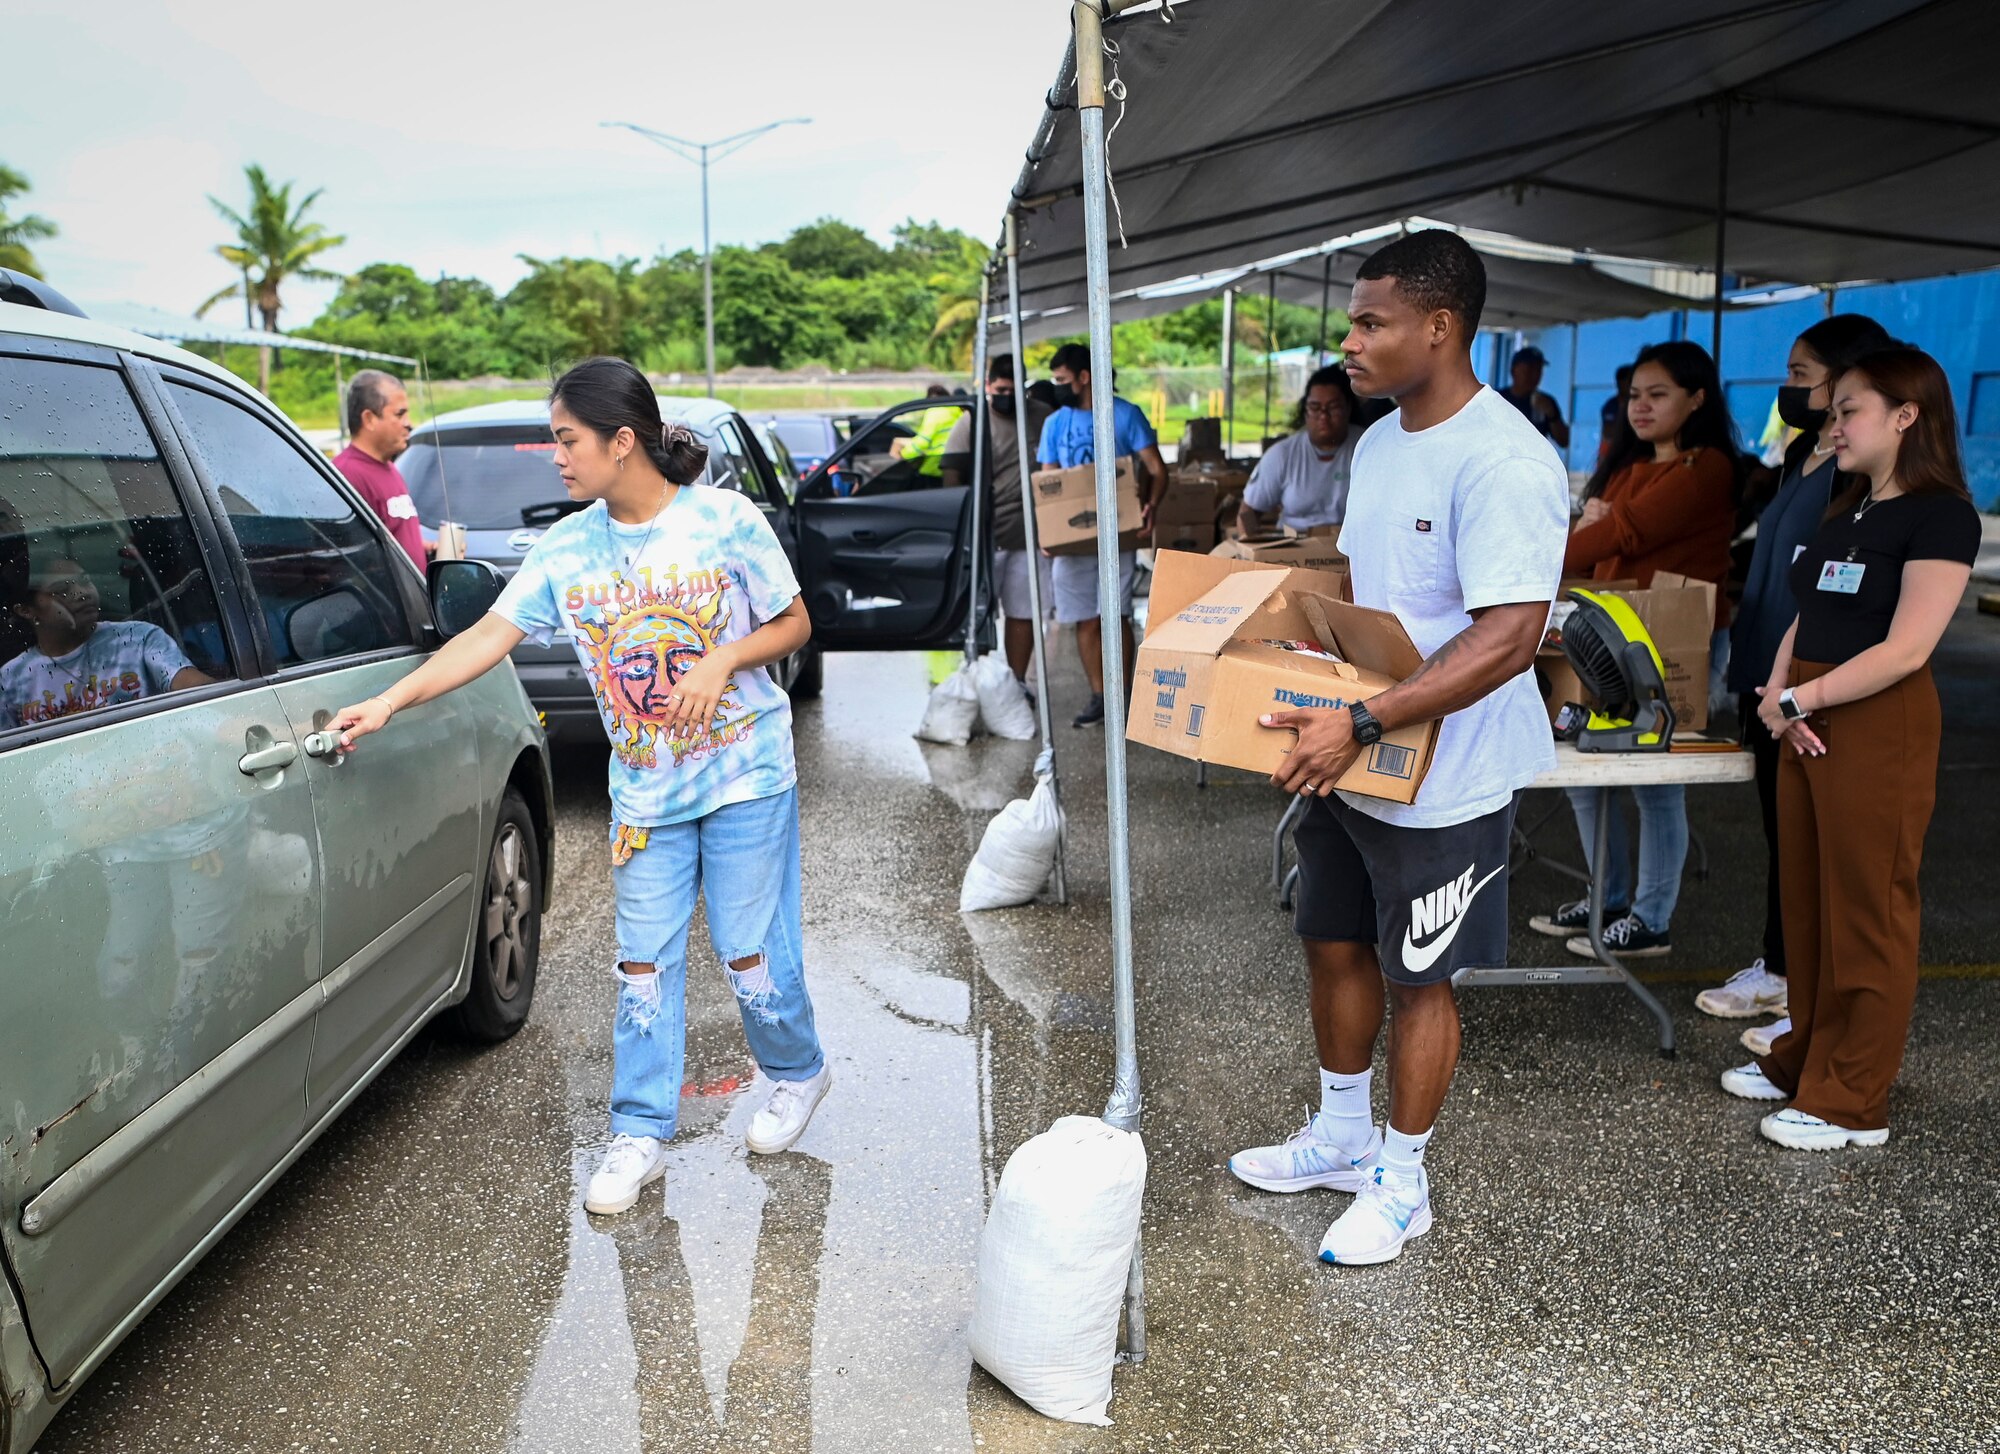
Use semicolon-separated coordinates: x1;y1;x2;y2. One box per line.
302;731;347;760
851;529;881;543
238;741;300;775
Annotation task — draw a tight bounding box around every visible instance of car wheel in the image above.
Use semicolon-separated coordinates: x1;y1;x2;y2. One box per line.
789;644;824;700
447;787;542;1042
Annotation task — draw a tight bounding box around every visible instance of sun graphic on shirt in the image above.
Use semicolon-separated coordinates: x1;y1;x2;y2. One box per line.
573;589;738;756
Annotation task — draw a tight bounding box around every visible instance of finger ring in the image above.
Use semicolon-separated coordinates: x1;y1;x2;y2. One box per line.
1300;782;1316;796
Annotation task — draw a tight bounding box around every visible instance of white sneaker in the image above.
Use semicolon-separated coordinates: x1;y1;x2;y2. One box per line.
584;1134;666;1215
1740;1016;1792;1056
1720;1062;1788;1101
745;1067;832;1155
1229;1116;1382;1194
1317;1165;1431;1266
1695;960;1789;1019
1760;1108;1890;1151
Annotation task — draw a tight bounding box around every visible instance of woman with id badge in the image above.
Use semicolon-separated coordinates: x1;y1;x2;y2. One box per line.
1719;347;1978;1149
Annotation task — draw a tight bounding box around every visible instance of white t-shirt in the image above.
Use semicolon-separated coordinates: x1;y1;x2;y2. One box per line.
0;620;193;729
1336;386;1569;829
1243;429;1357;530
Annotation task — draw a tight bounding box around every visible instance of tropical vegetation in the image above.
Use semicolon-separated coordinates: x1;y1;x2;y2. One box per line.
0;164;58;279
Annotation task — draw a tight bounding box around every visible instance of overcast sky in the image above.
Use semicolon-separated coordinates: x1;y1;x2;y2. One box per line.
5;0;1075;325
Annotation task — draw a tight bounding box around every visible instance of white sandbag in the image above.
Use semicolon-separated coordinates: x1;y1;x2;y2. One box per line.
970;654;1037;740
970;1115;1147;1425
914;663;981;746
959;777;1062;911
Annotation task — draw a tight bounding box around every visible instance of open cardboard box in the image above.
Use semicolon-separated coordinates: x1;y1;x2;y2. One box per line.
1210;528;1350;590
1129;550;1438;803
1537;573;1716;732
1031;456;1143;556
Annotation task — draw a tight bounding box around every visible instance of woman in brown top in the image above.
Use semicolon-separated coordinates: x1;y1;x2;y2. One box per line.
1528;341;1740;959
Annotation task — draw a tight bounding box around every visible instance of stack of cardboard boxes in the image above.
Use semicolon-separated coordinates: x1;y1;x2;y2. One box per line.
1537;572;1718;732
1030;456;1144;556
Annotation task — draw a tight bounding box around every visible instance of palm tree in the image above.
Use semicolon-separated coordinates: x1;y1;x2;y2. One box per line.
0;164;59;279
197;164;346;391
926;235;993;371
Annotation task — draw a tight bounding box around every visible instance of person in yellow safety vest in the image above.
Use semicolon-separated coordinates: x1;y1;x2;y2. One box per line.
892;385;959;477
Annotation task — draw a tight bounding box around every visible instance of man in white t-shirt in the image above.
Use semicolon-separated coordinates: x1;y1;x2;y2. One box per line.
1238;365;1361;535
1226;230;1569;1266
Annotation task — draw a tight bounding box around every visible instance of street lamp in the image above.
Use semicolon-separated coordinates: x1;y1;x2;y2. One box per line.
602;117;812;399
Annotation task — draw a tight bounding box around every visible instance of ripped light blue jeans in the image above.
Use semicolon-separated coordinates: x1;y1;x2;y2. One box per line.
609;787;824;1141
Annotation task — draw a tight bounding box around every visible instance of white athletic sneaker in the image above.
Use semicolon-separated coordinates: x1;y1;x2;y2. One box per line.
584;1134;666;1215
745;1067;833;1155
1760;1108;1890;1151
1317;1165;1432;1266
1720;1062;1788;1101
1229;1117;1382;1194
1740;1016;1793;1056
1696;960;1789;1019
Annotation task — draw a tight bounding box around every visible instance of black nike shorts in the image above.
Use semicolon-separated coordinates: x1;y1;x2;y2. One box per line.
1292;793;1518;986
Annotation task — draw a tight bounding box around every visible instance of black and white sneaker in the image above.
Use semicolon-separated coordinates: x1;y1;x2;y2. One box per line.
1073;693;1105;728
1567;911;1671;959
1528;897;1626;938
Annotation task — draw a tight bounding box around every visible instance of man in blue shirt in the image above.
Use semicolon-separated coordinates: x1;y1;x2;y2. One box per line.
1035;343;1168;726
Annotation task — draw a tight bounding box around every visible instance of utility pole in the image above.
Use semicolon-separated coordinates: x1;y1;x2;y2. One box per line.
602;117;812;398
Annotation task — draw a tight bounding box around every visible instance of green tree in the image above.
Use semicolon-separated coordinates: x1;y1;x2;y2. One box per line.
925;233;991;370
198;164;347;332
778;218;887;281
0;164;59;279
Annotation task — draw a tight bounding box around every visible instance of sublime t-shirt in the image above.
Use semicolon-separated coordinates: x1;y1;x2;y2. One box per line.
1244;429;1358;530
1336;386;1570;829
495;486;800;827
0;620;193;729
1789;490;1980;665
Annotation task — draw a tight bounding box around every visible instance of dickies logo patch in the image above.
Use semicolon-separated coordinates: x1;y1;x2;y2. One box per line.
1415;518;1432;533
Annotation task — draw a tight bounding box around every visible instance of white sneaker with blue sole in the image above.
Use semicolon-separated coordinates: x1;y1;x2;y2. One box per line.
1229;1116;1382;1194
1319;1164;1431;1266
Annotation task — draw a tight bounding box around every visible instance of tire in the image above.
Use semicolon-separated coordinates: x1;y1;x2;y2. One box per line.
789;644;824;701
447;787;542;1043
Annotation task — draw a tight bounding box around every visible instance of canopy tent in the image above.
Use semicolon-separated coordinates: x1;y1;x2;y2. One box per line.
1009;0;2000;314
84;300;415;365
993;219;1722;345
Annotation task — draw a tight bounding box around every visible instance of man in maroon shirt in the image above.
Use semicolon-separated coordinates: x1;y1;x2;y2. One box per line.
333;370;427;567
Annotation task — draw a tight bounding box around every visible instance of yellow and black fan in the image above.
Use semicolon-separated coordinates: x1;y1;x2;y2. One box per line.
1553;588;1675;752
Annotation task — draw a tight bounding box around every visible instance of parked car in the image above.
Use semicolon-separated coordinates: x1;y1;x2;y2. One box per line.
401;393;986;735
0;276;552;1453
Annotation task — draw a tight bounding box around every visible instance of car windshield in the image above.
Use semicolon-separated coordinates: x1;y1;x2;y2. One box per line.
769;418;828;456
400;427;569;530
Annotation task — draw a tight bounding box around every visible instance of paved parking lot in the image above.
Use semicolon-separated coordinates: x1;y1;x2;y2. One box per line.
38;593;2000;1453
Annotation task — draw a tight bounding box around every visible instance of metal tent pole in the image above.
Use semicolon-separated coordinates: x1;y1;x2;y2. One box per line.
966;271;991;664
1262;269;1277;443
1221;287;1236;453
1318;252;1333;361
1074;0;1145;1361
1712;94;1731;362
333;351;344;447
1007;213;1068;905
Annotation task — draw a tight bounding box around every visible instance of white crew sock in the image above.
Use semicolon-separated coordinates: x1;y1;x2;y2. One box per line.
1312;1067;1373;1149
1380;1123;1433;1179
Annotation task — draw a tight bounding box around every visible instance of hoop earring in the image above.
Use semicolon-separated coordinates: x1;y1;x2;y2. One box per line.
618;453;626;470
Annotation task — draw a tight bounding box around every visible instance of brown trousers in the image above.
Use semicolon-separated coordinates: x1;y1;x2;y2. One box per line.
1757;660;1938;1130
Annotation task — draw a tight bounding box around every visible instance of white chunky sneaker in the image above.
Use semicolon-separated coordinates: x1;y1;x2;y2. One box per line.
1740;1016;1792;1057
1696;960;1789;1019
1760;1108;1890;1151
745;1067;832;1155
1317;1165;1431;1266
1229;1117;1382;1194
1720;1062;1788;1101
584;1134;666;1215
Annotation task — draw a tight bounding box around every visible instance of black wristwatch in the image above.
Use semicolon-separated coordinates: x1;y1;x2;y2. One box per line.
1348;700;1384;746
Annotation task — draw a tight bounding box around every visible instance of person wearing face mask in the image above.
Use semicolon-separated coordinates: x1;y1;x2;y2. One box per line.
942;354;1054;690
1526;341;1739;961
1693;315;1895;1045
1718;346;1978;1150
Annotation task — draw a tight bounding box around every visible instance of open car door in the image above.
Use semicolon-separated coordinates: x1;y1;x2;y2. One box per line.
792;394;984;651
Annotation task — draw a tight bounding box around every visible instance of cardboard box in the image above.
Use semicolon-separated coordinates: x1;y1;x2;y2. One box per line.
1031;456;1143;556
1538;574;1716;732
1211;530;1350;580
1151;517;1217;553
1155;475;1222;526
1129;551;1439;803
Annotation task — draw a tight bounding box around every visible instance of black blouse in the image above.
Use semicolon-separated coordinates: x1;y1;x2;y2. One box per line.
1789;490;1980;665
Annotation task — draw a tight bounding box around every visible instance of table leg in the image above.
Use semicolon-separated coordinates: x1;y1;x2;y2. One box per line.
1583;785;1676;1059
1273;794;1306;889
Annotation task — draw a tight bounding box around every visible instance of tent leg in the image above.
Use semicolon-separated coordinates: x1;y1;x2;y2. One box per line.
333;351;344;447
1318;251;1333;362
1221;287;1236;453
966;273;991;663
1007;214;1068;905
1712;93;1731;361
1262;269;1276;443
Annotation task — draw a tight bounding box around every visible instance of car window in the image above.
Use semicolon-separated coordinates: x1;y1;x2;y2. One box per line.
844;403;967;496
706;417;763;501
166;382;414;668
400;426;566;531
770;418;828;457
0;355;235;738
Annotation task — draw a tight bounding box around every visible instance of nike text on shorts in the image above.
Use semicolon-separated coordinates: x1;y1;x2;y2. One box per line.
1291;793;1517;986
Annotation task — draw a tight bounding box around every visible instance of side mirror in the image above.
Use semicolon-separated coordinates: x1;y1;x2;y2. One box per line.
428;559;505;639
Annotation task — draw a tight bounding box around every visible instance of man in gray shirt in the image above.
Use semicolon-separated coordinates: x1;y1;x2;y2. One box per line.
1239;365;1363;535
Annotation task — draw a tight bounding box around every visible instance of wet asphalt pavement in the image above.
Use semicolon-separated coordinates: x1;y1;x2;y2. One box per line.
37;592;2000;1454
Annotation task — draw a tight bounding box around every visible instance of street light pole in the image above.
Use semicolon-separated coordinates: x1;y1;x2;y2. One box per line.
602;117;812;399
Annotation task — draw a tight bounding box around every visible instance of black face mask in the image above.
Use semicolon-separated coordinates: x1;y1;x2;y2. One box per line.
1050;384;1079;410
989;391;1016;417
1776;385;1827;434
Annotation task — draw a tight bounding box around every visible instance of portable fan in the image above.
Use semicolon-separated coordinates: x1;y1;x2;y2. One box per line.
1553;588;1675;752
